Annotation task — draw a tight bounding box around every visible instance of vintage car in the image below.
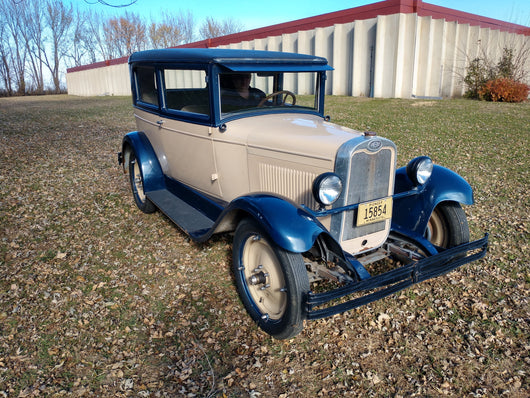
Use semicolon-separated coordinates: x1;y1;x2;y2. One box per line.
119;48;488;339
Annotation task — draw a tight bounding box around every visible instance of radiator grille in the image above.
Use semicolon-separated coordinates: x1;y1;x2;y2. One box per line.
341;148;393;240
258;163;318;209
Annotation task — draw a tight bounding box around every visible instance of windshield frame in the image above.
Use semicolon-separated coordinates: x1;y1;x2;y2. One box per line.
211;64;327;125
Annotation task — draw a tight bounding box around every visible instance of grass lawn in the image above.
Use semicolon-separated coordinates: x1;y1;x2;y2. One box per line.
0;95;528;397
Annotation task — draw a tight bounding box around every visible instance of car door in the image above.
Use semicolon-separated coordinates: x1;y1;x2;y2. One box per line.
151;68;222;198
135;68;221;201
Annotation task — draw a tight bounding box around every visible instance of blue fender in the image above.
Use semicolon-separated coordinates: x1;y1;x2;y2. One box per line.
227;194;329;253
392;164;474;236
122;131;165;193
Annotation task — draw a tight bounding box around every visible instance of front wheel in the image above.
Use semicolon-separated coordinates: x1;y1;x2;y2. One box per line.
232;219;310;339
425;202;470;248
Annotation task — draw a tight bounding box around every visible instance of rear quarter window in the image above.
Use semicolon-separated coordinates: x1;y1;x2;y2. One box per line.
135;66;158;106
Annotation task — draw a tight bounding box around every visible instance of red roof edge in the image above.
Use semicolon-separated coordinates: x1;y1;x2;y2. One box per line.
67;55;129;73
418;2;530;34
67;0;529;73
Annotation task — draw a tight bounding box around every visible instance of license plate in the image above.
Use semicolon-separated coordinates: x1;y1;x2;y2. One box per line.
356;197;393;226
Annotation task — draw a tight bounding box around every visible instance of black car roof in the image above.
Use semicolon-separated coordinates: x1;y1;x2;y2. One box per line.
129;48;333;71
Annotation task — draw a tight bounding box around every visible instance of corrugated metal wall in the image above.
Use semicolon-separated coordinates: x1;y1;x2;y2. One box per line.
66;13;529;98
67;63;131;96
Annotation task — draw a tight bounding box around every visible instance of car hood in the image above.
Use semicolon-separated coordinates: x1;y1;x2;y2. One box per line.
225;113;363;164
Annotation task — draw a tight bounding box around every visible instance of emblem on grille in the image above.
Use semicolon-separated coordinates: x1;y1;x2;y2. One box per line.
368;140;382;151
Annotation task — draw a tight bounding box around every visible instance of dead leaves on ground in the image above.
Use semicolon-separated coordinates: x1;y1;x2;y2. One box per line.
0;96;528;397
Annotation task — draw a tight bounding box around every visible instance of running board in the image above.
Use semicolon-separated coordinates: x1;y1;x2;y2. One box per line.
146;189;215;238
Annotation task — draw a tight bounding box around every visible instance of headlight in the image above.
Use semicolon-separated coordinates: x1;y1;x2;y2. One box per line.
313;173;343;206
406;156;433;186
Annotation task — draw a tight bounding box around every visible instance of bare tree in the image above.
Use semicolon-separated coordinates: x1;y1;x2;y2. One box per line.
103;11;147;58
149;21;181;49
0;0;28;94
0;0;200;95
127;12;147;54
0;12;14;94
85;10;110;62
68;8;89;67
199;16;243;40
42;0;73;92
21;0;46;93
148;11;195;49
178;10;195;44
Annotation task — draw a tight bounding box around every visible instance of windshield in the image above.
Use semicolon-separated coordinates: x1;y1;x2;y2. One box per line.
219;71;320;116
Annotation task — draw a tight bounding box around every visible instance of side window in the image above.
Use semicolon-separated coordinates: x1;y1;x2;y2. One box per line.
135;66;158;106
164;69;209;116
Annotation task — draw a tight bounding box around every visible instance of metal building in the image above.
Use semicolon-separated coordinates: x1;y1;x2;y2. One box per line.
66;0;530;99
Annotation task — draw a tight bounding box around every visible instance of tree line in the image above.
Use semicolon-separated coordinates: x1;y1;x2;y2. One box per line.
0;0;243;96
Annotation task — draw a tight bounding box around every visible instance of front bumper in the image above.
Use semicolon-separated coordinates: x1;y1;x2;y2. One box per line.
306;234;488;320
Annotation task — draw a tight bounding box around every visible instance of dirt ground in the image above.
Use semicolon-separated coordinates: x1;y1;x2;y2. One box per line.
0;95;528;397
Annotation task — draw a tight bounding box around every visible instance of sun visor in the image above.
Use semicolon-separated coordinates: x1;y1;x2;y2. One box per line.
220;63;333;72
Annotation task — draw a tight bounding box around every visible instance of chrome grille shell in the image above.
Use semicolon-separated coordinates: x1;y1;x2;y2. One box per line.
330;136;397;253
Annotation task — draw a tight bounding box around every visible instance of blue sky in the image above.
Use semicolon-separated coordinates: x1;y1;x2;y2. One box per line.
82;0;529;30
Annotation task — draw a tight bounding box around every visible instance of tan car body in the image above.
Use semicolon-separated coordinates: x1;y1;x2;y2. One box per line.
135;108;394;253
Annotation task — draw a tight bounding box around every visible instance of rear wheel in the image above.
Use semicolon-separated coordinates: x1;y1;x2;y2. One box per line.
232;219;310;339
128;151;156;214
425;202;469;248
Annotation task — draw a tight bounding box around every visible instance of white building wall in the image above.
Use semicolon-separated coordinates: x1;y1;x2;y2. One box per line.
332;22;354;96
393;14;415;98
373;14;398;98
66;13;529;99
352;18;377;97
441;21;458;97
66;63;130;96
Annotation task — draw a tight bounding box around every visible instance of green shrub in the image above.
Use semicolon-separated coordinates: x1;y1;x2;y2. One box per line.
464;47;528;101
463;57;495;99
496;48;515;79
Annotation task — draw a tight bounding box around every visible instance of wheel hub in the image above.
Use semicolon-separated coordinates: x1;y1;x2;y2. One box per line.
241;235;287;320
249;269;269;286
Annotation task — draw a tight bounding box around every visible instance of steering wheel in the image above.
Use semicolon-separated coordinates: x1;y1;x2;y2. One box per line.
258;90;296;107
